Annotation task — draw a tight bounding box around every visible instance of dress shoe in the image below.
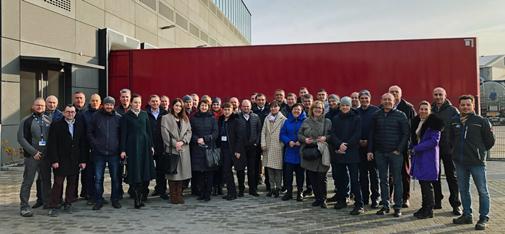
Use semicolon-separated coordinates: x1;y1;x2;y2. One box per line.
160;193;169;200
326;194;338;203
296;192;304;202
32;201;44;209
350;207;365;215
281;193;292;201
273;189;280;198
334;201;347;210
303;189;313;197
452;206;462;216
311;201;321;207
92;203;103;210
376;207;390;215
320;201;327;209
370;200;379;209
402;200;410;208
112;201;122;209
249;191;259;197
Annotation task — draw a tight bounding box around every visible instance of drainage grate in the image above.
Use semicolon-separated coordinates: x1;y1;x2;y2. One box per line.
43;0;71;12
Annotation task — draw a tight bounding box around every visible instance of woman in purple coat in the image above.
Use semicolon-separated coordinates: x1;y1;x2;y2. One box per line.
410;101;444;219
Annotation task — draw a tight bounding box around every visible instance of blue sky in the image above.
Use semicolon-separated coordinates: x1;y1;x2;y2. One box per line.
243;0;505;56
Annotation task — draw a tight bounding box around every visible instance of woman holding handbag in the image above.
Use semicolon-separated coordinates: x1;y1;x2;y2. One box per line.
190;99;219;201
161;98;192;204
298;100;332;208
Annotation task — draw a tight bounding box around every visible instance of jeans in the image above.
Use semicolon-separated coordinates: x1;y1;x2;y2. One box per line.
94;153;121;203
19;157;52;209
335;163;364;208
359;148;380;204
375;151;403;209
283;163;305;193
455;163;490;220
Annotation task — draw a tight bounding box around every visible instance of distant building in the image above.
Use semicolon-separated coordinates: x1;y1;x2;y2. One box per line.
480;55;505;125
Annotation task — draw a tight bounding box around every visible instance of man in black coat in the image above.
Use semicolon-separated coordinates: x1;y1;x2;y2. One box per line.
146;95;169;199
252;93;270;190
432;87;462;215
238;99;262;196
47;105;87;217
389;85;416;208
115;88;131;199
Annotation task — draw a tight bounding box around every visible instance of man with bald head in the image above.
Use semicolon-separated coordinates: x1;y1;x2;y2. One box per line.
81;94;102;203
431;87;462;215
229;97;240;114
368;93;409;217
388;85;416;208
238;99;262;197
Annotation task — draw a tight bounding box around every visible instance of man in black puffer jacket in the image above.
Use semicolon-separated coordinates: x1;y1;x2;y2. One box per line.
368;93;409;217
431;87;462;215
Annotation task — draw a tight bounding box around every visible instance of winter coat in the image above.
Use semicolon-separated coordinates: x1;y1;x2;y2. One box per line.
357;105;380;140
47;118;87;176
45;109;63;122
87;109;121;156
325;108;340;121
431;100;459;155
120;110;155;184
161;113;192;181
330;110;361;164
237;112;262;148
280;112;307;164
448;113;495;166
410;114;443;181
218;114;246;170
368;108;410;154
252;104;270;126
146;107;169;155
261;113;287;170
298;117;332;172
190;111;219;172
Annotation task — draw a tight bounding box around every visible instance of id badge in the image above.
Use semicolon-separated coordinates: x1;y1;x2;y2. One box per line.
39;139;46;147
221;136;228;142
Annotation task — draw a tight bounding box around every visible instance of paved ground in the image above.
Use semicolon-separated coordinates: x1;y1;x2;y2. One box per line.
2;162;505;234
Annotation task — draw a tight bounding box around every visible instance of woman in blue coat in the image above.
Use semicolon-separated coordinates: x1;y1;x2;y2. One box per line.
410;101;444;219
279;103;306;201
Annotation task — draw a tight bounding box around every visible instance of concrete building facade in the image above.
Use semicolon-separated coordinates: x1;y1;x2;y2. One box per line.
0;0;251;166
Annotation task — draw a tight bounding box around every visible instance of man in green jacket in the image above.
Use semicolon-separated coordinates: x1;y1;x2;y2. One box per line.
448;95;495;230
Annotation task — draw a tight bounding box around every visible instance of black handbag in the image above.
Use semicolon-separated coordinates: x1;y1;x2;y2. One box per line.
204;142;221;168
160;133;180;175
303;143;322;161
302;118;326;161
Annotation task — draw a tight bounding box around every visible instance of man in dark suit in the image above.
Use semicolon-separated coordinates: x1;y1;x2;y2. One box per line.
47;105;87;217
252;93;270;190
238;99;262;197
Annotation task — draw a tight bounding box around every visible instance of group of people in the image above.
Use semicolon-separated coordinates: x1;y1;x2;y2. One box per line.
17;86;494;230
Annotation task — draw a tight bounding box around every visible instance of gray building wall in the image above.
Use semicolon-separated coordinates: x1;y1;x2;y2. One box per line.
1;0;251;166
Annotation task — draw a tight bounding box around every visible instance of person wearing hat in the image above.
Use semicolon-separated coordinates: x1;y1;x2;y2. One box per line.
87;96;123;210
211;97;223;121
356;90;381;209
325;94;341;120
330;96;364;215
183;95;197;119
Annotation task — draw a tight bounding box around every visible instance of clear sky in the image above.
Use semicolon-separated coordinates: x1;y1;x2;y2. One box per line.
243;0;505;56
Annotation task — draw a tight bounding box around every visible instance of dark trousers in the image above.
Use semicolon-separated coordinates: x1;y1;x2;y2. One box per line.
283;163;305;193
433;153;461;208
335;163;364;208
420;180;435;211
388;151;411;202
376;152;403;209
305;171;313;192
245;146;258;193
359;148;380;203
331;160;349;197
49;174;78;208
154;154;167;194
256;147;263;187
307;170;327;203
222;148;245;195
118;159;125;197
85;161;96;199
194;171;214;199
94;153;120;203
213;165;223;189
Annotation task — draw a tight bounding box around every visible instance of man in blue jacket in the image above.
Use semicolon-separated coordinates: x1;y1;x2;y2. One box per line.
449;95;495;230
368;93;409;217
87;96;122;210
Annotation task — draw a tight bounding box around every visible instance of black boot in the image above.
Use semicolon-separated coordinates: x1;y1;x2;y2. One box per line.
134;189;141;209
296;191;304;202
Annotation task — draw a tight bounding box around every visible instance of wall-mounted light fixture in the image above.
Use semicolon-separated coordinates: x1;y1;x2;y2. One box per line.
160;25;176;30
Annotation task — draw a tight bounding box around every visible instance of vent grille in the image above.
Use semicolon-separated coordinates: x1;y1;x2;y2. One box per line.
43;0;71;11
200;31;208;43
189;23;200;38
139;0;157;11
159;2;174;21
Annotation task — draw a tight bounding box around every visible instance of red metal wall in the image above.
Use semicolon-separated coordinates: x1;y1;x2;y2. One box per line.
108;38;479;107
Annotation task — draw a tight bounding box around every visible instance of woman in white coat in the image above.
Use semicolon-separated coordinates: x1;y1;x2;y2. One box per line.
160;98;192;204
261;102;287;198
